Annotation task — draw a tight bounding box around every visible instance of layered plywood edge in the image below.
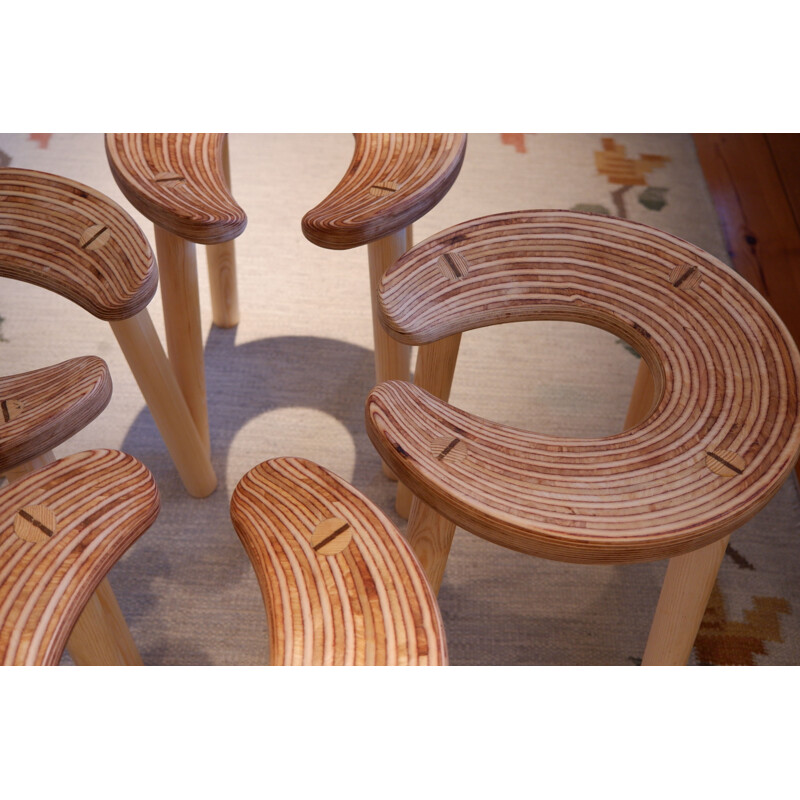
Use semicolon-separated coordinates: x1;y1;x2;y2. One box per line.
230;457;448;665
366;210;800;563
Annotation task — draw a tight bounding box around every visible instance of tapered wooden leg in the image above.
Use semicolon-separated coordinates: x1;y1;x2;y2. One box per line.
65;577;143;665
624;359;656;429
396;334;462;518
154;225;211;454
406;495;456;596
206;135;240;328
110;309;217;498
368;228;412;479
642;535;730;665
7;454;143;665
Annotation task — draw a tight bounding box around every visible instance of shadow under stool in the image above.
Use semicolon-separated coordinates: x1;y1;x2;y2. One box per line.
0;167;216;497
365;209;800;666
105;133;247;454
230;457;447;665
0;448;159;665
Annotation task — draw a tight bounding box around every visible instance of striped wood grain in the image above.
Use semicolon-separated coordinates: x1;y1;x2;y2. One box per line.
0;450;159;665
0;357;112;474
366;210;800;564
230;457;447;665
0;168;157;320
105;133;247;244
301;133;467;249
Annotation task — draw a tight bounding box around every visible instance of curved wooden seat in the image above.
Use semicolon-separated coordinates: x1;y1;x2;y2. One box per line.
0;167;215;497
0;449;159;665
0;167;156;320
230;457;447;665
301;133;467;249
365;209;800;664
0;357;111;475
105;133;246;244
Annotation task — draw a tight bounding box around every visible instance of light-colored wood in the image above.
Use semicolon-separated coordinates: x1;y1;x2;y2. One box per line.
104;133;246;244
368;229;413;387
396;333;462;518
0;357;111;474
0;167;157;319
0;166;214;495
642;535;730;665
206;135;240;328
153;226;210;453
230;457;447;665
301;133;467;250
623;359;656;430
0;449;159;666
365;209;800;662
405;494;456;595
65;577;143;666
110;310;217;498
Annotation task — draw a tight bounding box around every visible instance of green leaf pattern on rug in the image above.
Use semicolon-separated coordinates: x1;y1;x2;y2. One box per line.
0;149;10;168
639;186;669;211
0;315;6;343
571;203;612;216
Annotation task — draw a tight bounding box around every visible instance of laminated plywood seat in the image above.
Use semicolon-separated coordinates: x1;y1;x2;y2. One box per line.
230;457;447;665
365;209;800;665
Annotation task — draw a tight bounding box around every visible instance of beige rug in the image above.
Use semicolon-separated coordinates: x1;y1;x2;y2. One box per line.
1;133;798;665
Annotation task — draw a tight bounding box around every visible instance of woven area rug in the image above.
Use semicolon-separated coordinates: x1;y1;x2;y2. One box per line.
1;132;799;666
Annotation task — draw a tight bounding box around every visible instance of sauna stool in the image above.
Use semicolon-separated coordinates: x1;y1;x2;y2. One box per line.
0;167;216;497
106;134;247;454
0;449;159;665
230;456;448;665
365;209;800;666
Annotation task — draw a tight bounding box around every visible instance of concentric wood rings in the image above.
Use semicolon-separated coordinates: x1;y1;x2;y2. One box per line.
366;210;800;563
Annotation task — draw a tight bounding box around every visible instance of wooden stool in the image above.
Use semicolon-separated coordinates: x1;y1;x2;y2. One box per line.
365;210;800;666
230;457;447;665
105;133;247;453
302;133;467;391
0;449;159;665
0;167;216;497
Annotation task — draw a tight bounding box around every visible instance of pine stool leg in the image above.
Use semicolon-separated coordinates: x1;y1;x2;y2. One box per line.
368;229;412;480
110;309;217;498
624;359;657;430
6;452;143;666
406;494;457;596
642;535;730;665
153;225;211;454
396;334;462;518
65;577;143;665
206;135;240;328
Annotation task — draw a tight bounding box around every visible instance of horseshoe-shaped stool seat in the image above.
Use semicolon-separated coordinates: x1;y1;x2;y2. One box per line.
365;210;800;666
0;167;216;497
302;133;467;391
230;457;447;665
0;449;159;665
105;133;247;453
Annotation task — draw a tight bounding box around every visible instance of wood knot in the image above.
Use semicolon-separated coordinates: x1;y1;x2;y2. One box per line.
311;517;353;555
153;172;186;189
1;398;23;424
368;180;400;198
437;251;470;281
669;264;702;290
705;449;746;478
14;505;57;543
79;223;111;251
431;435;468;464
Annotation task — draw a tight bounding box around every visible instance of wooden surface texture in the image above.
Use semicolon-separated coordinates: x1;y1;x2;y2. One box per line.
367;210;800;564
230;457;447;665
301;133;467;249
0;357;111;473
105;133;246;244
0;167;157;320
0;449;159;665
